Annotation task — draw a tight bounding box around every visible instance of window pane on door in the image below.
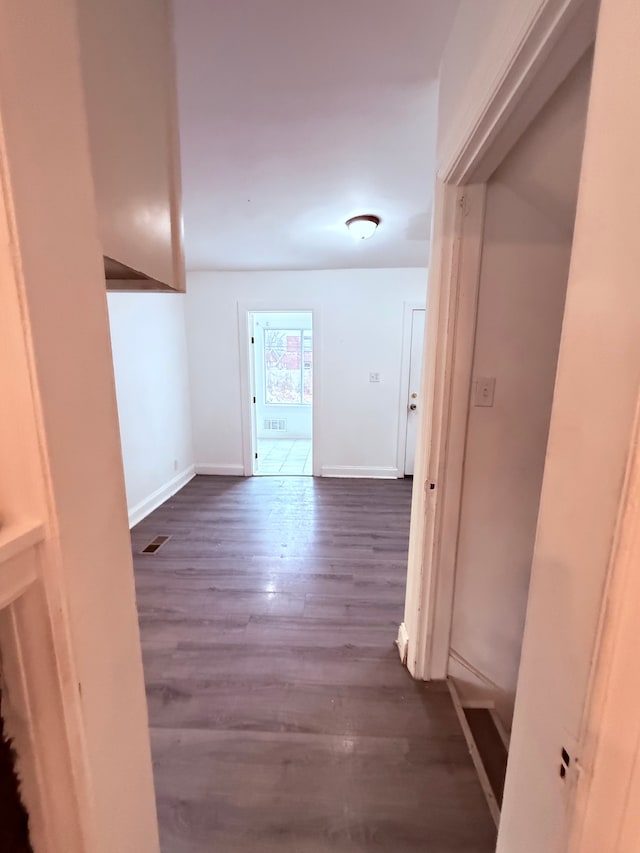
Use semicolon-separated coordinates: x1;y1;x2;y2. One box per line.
303;331;313;404
265;329;303;404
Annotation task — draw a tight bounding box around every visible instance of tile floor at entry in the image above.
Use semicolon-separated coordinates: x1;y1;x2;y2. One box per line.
257;437;312;475
131;476;496;852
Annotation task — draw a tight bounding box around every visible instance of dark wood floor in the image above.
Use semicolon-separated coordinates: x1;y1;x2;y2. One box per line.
131;476;496;853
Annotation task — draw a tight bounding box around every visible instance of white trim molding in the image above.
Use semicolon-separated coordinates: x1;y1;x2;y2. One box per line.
194;463;245;477
128;466;196;528
396;622;409;664
447;647;514;726
404;0;600;685
403;182;486;681
321;466;400;479
440;0;599;184
449;648;503;693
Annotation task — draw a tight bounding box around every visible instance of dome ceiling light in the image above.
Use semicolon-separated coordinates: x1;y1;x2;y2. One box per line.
346;214;380;241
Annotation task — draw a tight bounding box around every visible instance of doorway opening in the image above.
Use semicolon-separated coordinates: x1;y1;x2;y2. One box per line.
446;51;593;819
403;49;595;831
250;311;313;476
402;36;596;840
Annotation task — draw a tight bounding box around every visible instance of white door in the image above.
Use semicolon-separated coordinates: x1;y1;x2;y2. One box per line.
404;309;425;475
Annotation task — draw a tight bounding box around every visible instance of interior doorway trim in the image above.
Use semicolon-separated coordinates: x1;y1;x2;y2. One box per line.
237;301;321;477
403;182;486;681
441;0;599;184
403;0;600;685
401;5;604;853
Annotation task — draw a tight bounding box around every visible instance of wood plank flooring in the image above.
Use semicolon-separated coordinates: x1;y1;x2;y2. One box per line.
131;476;496;852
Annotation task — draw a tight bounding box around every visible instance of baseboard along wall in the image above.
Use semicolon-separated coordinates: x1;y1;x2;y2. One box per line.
128;466;196;528
194;464;245;477
320;466;401;479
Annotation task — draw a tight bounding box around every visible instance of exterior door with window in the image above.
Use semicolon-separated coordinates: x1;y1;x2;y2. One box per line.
251;312;313;475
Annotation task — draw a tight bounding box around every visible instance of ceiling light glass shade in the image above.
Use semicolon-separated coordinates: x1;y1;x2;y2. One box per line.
346;215;380;240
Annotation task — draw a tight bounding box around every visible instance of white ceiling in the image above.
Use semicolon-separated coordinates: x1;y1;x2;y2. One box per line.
174;0;459;271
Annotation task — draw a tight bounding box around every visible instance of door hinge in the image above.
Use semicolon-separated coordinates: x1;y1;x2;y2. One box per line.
253;396;256;404
251;336;255;344
459;193;470;216
255;452;258;460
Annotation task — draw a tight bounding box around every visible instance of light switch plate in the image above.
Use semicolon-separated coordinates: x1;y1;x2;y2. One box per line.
369;372;381;383
474;377;495;407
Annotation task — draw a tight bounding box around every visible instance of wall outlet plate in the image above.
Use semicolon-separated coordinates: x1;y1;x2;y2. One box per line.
474;377;496;407
369;372;381;383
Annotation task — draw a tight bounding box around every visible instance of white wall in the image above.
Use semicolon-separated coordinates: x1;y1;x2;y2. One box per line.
186;269;427;477
253;312;313;440
448;56;591;731
107;293;194;525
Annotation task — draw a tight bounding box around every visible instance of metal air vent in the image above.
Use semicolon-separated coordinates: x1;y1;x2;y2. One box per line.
141;535;171;554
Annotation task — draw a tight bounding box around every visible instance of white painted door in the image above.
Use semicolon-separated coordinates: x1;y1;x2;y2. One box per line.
404;309;425;475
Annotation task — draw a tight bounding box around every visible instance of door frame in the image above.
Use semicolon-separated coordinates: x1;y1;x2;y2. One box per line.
238;302;321;477
396;302;427;477
402;0;640;849
402;182;486;679
402;0;599;681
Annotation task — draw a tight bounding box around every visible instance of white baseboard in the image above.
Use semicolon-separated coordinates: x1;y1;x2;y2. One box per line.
396;622;409;665
128;465;195;528
449;648;502;691
320;465;400;479
448;647;514;742
194;463;245;476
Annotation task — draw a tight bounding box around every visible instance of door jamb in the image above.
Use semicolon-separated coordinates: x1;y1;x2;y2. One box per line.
403;183;486;678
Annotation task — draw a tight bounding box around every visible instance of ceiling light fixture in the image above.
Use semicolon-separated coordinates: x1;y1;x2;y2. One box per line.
346;214;380;241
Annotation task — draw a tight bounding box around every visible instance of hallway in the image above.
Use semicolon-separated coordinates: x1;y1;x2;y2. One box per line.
131;476;495;852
